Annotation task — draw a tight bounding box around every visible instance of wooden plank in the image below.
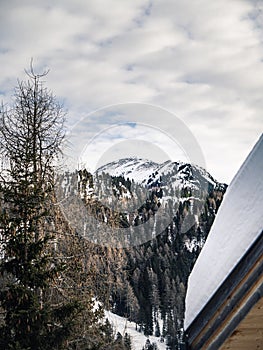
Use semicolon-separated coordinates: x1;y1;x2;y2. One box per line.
219;296;263;350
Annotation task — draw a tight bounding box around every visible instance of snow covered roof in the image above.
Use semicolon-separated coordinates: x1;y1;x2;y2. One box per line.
184;134;263;330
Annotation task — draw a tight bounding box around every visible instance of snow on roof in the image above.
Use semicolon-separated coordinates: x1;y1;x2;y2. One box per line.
184;134;263;329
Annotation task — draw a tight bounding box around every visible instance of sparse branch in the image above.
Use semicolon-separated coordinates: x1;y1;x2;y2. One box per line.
24;57;50;80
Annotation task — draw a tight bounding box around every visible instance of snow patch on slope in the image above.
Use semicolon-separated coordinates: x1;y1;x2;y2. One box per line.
105;310;166;350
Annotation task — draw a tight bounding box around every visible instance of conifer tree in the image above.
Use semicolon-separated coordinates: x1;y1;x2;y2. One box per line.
0;66;80;349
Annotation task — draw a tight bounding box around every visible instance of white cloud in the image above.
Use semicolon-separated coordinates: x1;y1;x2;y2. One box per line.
0;0;262;183
78;122;189;172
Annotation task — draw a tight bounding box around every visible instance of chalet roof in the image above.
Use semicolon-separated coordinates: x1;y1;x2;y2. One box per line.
184;134;263;331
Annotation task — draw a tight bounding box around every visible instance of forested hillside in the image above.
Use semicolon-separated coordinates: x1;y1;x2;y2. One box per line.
57;159;227;349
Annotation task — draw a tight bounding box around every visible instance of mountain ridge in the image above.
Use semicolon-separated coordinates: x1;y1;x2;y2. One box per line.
96;157;227;194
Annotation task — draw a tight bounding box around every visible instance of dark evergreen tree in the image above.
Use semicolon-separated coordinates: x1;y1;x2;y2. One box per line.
142;338;159;350
0;66;80;350
123;332;132;350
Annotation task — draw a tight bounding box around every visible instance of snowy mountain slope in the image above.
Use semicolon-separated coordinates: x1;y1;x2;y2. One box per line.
105;310;167;350
184;134;263;329
57;158;227;254
97;158;161;184
97;157;224;193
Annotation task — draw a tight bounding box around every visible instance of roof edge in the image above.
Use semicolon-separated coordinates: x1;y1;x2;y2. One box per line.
185;231;263;349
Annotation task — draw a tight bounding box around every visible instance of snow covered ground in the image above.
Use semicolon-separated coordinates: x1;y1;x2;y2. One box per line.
105;310;167;350
184;134;263;329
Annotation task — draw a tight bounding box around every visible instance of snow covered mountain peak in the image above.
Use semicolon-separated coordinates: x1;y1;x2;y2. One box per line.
97;157;164;178
96;157;223;192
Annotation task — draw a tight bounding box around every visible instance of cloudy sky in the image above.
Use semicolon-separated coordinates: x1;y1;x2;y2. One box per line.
0;0;262;183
